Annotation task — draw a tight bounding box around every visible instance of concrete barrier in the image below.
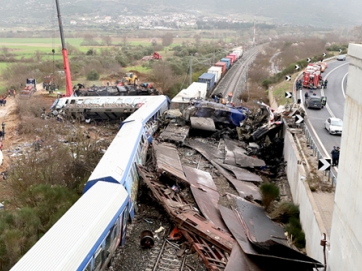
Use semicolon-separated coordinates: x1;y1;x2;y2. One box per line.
284;129;328;265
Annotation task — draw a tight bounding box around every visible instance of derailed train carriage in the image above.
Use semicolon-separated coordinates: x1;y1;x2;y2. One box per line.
11;182;130;271
11;96;170;271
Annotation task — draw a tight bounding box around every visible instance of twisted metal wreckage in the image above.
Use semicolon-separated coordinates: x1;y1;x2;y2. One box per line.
134;100;320;270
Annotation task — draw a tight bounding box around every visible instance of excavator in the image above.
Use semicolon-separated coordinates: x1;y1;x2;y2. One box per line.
122;72;138;85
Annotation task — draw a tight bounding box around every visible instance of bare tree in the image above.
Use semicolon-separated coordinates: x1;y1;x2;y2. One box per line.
194;34;201;44
2;46;9;56
162;33;173;46
101;35;112;46
34;50;43;62
150;62;176;93
84;34;94;43
122;35;128;46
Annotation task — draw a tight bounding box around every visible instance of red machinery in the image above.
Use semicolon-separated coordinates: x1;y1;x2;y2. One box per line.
55;0;72;97
142;52;162;61
153;52;162;60
302;64;321;89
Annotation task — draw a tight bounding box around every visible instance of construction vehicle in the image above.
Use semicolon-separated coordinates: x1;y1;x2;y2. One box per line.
43;75;54;90
123;72;138;85
302;64;322;89
55;0;72;97
19;78;37;98
142;52;162;61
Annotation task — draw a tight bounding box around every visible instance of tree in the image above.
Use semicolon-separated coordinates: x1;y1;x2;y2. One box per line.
101;35;112;46
87;69;100;81
65;42;80;55
1;46;9;57
150;62;177;94
194;34;201;44
34;50;43;62
122;35;128;46
162;33;173;47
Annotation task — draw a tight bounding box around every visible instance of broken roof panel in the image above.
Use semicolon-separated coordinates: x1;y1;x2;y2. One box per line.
190;117;216;131
183;165;217;191
218;163;263;183
219;205;324;270
211;161;262;202
235;197;287;244
224;138;265;168
183;165;229;232
159;123;190;144
152;141;187;184
185;138;224;162
225;243;265;271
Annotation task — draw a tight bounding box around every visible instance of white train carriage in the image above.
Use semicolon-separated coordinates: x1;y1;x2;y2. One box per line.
11;182;130;271
84;95;169;219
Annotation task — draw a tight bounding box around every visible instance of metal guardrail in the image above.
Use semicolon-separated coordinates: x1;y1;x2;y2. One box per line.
301;121;337;186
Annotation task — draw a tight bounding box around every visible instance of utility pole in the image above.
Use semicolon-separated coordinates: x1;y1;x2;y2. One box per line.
252;17;256;46
189;55;193;85
213;31;215;64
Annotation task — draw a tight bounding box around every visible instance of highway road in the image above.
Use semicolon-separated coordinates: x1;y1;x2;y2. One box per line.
299;59;349;170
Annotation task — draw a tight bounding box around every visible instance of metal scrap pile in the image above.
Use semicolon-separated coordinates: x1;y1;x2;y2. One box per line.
136;134;323;270
277;103;306;129
236;101;283;141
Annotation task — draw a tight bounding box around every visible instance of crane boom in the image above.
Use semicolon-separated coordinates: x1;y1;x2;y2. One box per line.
55;0;73;97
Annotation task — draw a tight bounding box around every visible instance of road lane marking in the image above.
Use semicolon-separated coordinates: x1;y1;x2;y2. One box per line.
321;62;349;118
341;72;348;98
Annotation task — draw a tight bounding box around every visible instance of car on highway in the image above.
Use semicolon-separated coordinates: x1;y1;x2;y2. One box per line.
305;96;323;109
337;55;346;61
325;117;343;135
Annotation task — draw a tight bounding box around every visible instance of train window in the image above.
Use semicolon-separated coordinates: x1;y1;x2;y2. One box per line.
104;231;112;256
70;99;75;104
92;98;99;104
93;247;103;270
83;259;92;271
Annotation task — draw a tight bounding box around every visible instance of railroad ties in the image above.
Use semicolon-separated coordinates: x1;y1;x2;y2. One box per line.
146;239;186;271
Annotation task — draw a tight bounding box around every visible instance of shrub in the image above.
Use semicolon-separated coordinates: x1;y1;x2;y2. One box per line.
270;202;300;223
285;217;306;249
86;70;100;81
260;182;280;210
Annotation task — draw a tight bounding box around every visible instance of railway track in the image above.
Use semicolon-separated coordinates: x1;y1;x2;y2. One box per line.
211;45;262;103
145;238;189;271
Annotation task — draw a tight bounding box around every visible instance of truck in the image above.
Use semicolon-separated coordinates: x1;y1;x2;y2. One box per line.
302;64;322;89
19;78;37;98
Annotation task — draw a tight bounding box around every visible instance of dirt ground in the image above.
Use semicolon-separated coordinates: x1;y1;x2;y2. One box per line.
0;87;55;201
